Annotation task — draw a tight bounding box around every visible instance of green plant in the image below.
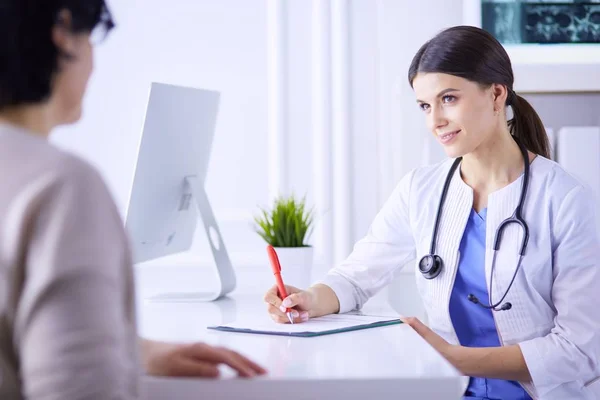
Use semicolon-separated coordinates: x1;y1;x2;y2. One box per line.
254;195;314;247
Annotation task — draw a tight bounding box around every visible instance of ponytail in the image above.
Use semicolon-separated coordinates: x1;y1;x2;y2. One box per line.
405;25;551;159
507;91;550;159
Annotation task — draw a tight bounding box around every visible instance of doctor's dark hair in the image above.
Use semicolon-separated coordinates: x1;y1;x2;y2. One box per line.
408;25;550;159
0;1;115;110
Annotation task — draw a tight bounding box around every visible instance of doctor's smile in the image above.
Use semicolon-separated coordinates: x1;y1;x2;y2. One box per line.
438;129;461;145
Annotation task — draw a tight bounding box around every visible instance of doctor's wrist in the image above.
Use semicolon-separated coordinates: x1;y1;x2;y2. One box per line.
441;344;466;374
306;284;340;318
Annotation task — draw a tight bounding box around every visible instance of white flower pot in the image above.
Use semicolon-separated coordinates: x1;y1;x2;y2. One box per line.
272;246;314;289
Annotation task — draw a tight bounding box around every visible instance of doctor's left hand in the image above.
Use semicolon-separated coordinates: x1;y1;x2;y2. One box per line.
400;317;455;360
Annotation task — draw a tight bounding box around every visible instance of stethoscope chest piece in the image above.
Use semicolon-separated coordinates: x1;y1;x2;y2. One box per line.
418;254;443;280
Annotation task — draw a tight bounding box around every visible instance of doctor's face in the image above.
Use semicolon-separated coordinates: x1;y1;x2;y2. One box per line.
412;73;497;158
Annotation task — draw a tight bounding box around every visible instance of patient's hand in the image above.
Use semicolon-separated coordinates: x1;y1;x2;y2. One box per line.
141;339;267;378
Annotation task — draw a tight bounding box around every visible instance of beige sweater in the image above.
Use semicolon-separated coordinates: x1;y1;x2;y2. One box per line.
0;124;140;399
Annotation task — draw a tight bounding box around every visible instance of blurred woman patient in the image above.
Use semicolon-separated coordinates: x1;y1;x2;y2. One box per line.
0;1;265;399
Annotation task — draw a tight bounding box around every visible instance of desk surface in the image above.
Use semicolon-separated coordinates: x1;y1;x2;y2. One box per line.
135;263;466;399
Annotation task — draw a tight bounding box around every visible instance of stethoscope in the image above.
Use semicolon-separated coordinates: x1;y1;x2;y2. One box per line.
418;136;530;312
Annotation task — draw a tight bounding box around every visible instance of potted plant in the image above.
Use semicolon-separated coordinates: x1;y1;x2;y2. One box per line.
254;195;315;288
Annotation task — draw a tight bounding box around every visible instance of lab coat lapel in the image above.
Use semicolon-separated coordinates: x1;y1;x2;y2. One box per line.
485;175;524;334
431;166;472;329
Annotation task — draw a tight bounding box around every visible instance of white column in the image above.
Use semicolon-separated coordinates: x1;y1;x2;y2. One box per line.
462;0;482;27
375;0;394;207
331;0;352;264
266;0;288;201
311;0;333;268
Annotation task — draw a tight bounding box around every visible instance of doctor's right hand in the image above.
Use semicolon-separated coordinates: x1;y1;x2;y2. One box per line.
263;284;315;324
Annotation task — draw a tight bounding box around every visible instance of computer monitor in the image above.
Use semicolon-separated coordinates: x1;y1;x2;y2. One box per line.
125;82;236;301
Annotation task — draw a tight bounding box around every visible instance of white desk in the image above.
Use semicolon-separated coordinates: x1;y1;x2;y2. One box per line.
135;262;466;399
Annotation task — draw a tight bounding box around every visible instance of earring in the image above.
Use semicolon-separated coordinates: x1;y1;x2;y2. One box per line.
494;108;499;116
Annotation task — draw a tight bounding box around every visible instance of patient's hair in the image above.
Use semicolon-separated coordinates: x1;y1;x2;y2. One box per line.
407;25;550;159
0;1;115;110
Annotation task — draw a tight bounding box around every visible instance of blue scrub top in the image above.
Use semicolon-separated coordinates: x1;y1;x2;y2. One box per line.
449;208;532;400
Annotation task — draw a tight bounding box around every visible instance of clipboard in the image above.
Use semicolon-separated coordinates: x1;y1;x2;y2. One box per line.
207;313;403;338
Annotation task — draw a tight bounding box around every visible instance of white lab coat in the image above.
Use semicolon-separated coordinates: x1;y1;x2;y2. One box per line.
320;156;600;399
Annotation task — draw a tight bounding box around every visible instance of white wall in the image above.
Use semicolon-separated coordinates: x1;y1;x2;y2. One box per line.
51;0;271;264
47;0;464;318
349;1;380;253
51;0;382;271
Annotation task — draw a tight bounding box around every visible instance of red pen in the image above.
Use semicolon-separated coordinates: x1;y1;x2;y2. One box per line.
267;245;294;324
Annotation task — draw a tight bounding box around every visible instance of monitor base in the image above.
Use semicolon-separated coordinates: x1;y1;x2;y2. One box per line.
146;291;227;302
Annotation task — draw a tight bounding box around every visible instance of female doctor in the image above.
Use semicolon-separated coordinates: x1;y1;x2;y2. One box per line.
264;26;600;400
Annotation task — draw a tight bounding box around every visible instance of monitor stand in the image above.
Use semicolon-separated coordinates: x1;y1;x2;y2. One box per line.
146;176;237;302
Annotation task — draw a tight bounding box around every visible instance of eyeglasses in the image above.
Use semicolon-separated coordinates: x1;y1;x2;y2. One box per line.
89;7;115;45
